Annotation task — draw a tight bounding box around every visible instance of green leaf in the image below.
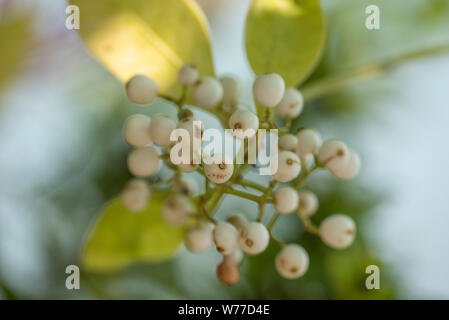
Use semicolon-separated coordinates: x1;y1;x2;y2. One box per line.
245;0;325;86
70;0;214;96
82;192;185;272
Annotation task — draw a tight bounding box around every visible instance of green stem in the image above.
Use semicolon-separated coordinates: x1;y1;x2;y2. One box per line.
267;212;281;231
295;164;318;189
224;187;261;203
235;180;267;193
301;43;449;102
297;209;319;235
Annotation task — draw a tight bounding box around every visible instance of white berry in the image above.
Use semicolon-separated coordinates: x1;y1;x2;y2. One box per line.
229;109;259;139
162;195;194;226
275;88;304;119
272;151;301;182
121;179;150;212
193;76;223;109
240;222;270;255
298;190;318;216
294;129;322;158
224;249;243;265
185;223;213;253
226;214;248;233
123;114;152;148
178;65;199;86
125;74;158;104
220;76;240;105
275;244;309;279
213;222;239;255
279;134;298;151
317;140;349;167
329;152;361;180
127;146;160;177
319;214;356;249
176;118;204;149
149;114;177;147
253;73;285;107
274;186;299;214
204;154;234;184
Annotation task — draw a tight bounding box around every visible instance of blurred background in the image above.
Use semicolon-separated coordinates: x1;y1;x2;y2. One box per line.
0;0;448;299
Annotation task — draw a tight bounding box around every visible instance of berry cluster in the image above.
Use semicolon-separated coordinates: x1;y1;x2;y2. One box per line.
120;65;360;285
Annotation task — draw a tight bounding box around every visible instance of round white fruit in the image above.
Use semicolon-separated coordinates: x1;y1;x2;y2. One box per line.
294;129;322;158
204;154;234;184
275;88;304;119
178;65;199;86
127;146;160;177
126;74;158;104
213;222;239;255
185;223;213;253
123;114;152;147
161;195;194;226
328;152;361;180
319;214;356;249
274;186;299;214
229;109;259;139
193;76;223;109
149;114;177;147
253;73;285;107
298;190;319;216
317;140;349;167
121;179;151;212
279;134;298;151
275;244;309;279
240;222;270;255
220;76;240;105
272;151;301;182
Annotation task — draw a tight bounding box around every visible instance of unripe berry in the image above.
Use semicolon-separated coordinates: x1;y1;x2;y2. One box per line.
125;74;158;104
161;194;194;226
193;76;223;109
204;154;234;184
178;65;199;86
240;222;270;255
274;186;299;214
329;152;361;180
275;244;309;279
217;259;240;285
294;129;322;158
127;146;160;177
185;223;213;253
172;178;196;196
213;222;239;255
224;248;244;265
123;114;152;147
279;134;298;151
220;76;240;105
275;88;304;119
298;190;318;216
317;140;349;167
226;214;248;233
319;214;356;249
121;179;150;212
253;73;285;107
272;151;301;182
149;114;177;147
229;109;259;139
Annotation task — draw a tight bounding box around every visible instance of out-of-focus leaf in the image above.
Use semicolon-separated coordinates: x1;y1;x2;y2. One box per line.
0;16;30;92
245;0;325;86
70;0;214;96
82;192;185;272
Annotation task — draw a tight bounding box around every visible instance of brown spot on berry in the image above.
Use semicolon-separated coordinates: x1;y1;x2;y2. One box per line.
245;238;254;247
234;123;242;129
290;267;298;274
287;159;293;165
218;163;227;170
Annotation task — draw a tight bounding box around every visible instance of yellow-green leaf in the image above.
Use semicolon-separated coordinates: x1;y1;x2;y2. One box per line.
82;192;185;272
245;0;325;86
0;16;30;91
70;0;214;96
